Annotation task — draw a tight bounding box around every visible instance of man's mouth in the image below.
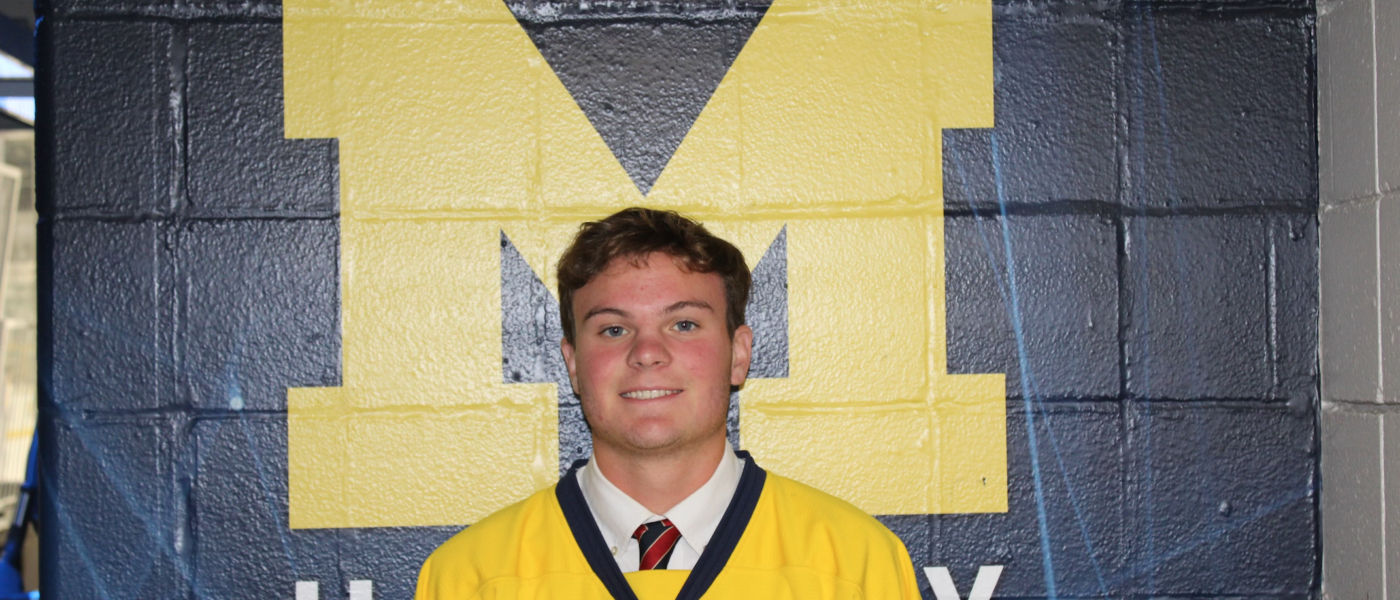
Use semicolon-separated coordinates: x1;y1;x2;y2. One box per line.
620;389;682;400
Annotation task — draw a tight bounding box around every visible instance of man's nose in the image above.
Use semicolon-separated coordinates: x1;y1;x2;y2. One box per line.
628;331;671;368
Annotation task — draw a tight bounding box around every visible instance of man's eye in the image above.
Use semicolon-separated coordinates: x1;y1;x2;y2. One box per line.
602;326;627;337
674;320;697;332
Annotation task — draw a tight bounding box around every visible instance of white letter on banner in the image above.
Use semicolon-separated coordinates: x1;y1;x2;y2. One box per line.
295;581;319;600
348;580;373;600
925;565;1004;600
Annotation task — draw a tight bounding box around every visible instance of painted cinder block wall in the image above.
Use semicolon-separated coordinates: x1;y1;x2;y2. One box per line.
36;1;1318;599
1317;0;1400;594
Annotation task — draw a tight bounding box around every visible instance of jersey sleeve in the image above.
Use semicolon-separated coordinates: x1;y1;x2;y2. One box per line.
413;551;442;600
414;545;483;600
890;535;922;600
866;530;922;600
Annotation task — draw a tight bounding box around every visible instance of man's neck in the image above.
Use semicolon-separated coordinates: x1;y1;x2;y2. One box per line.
591;436;727;515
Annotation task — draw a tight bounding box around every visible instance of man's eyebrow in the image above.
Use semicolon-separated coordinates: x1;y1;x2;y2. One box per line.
582;307;630;322
664;300;714;314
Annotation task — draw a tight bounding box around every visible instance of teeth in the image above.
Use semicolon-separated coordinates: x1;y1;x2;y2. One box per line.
621;389;680;400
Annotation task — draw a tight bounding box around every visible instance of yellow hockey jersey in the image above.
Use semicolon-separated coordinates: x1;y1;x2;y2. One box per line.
415;452;921;600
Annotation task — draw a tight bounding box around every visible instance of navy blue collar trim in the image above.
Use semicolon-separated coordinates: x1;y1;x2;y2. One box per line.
557;462;638;600
555;450;768;600
673;450;766;600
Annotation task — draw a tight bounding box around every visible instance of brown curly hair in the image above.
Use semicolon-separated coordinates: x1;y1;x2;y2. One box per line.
557;208;750;345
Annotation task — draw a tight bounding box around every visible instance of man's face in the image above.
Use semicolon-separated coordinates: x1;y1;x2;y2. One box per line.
561;253;753;458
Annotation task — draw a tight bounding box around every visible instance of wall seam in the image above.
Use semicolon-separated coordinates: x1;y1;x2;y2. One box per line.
1321;400;1400;415
1380;200;1387;404
1381;413;1388;600
1321;192;1387;208
1374;0;1386;407
1374;0;1382;197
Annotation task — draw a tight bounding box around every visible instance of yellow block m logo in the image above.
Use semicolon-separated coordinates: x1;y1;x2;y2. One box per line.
284;0;1005;528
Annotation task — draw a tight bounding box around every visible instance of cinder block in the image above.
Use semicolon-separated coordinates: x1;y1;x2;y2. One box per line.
1376;0;1400;192
186;23;338;215
338;527;466;600
943;18;1116;207
932;403;1126;597
179;220;339;410
50;221;167;411
43;0;172;19
1272;213;1321;406
191;416;341;599
1126;13;1314;208
1146;0;1310;7
946;212;1119;400
1319;409;1384;600
184;0;280;17
1385;412;1400;600
1125;402;1314;595
1125;215;1309;401
47;417;183;599
44;20;172;215
1321;200;1380;403
1381;194;1400;402
1319;0;1378;203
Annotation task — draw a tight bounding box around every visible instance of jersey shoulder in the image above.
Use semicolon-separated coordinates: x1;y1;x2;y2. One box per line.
415;485;586;599
733;472;921;598
762;472;906;547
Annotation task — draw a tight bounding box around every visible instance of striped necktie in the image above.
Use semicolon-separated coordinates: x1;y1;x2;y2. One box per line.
632;519;681;570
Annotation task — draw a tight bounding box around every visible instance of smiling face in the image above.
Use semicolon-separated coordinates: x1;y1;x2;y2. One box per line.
561;252;753;459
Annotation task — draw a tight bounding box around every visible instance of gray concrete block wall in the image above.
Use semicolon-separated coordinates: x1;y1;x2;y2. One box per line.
1321;411;1382;599
1319;0;1400;593
37;0;1320;597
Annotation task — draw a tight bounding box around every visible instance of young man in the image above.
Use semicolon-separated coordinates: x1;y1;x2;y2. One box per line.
416;208;921;600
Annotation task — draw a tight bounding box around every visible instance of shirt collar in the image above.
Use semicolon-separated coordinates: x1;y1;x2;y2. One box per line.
577;442;745;554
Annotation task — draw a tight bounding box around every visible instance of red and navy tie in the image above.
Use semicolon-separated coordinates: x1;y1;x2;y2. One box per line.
632;519;681;570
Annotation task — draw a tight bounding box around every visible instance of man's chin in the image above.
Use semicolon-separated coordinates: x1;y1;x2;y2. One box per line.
618;430;686;454
590;413;728;458
595;427;694;457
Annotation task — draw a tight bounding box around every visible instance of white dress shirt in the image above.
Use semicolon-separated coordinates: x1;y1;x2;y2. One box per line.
576;442;745;573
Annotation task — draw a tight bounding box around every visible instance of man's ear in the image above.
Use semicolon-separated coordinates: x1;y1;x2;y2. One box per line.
561;337;580;397
730;324;754;387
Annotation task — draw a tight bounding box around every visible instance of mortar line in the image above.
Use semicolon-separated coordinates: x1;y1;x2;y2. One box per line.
1269;222;1280;395
1378;200;1386;404
1380;413;1388;600
1373;0;1382;199
1374;0;1386;405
